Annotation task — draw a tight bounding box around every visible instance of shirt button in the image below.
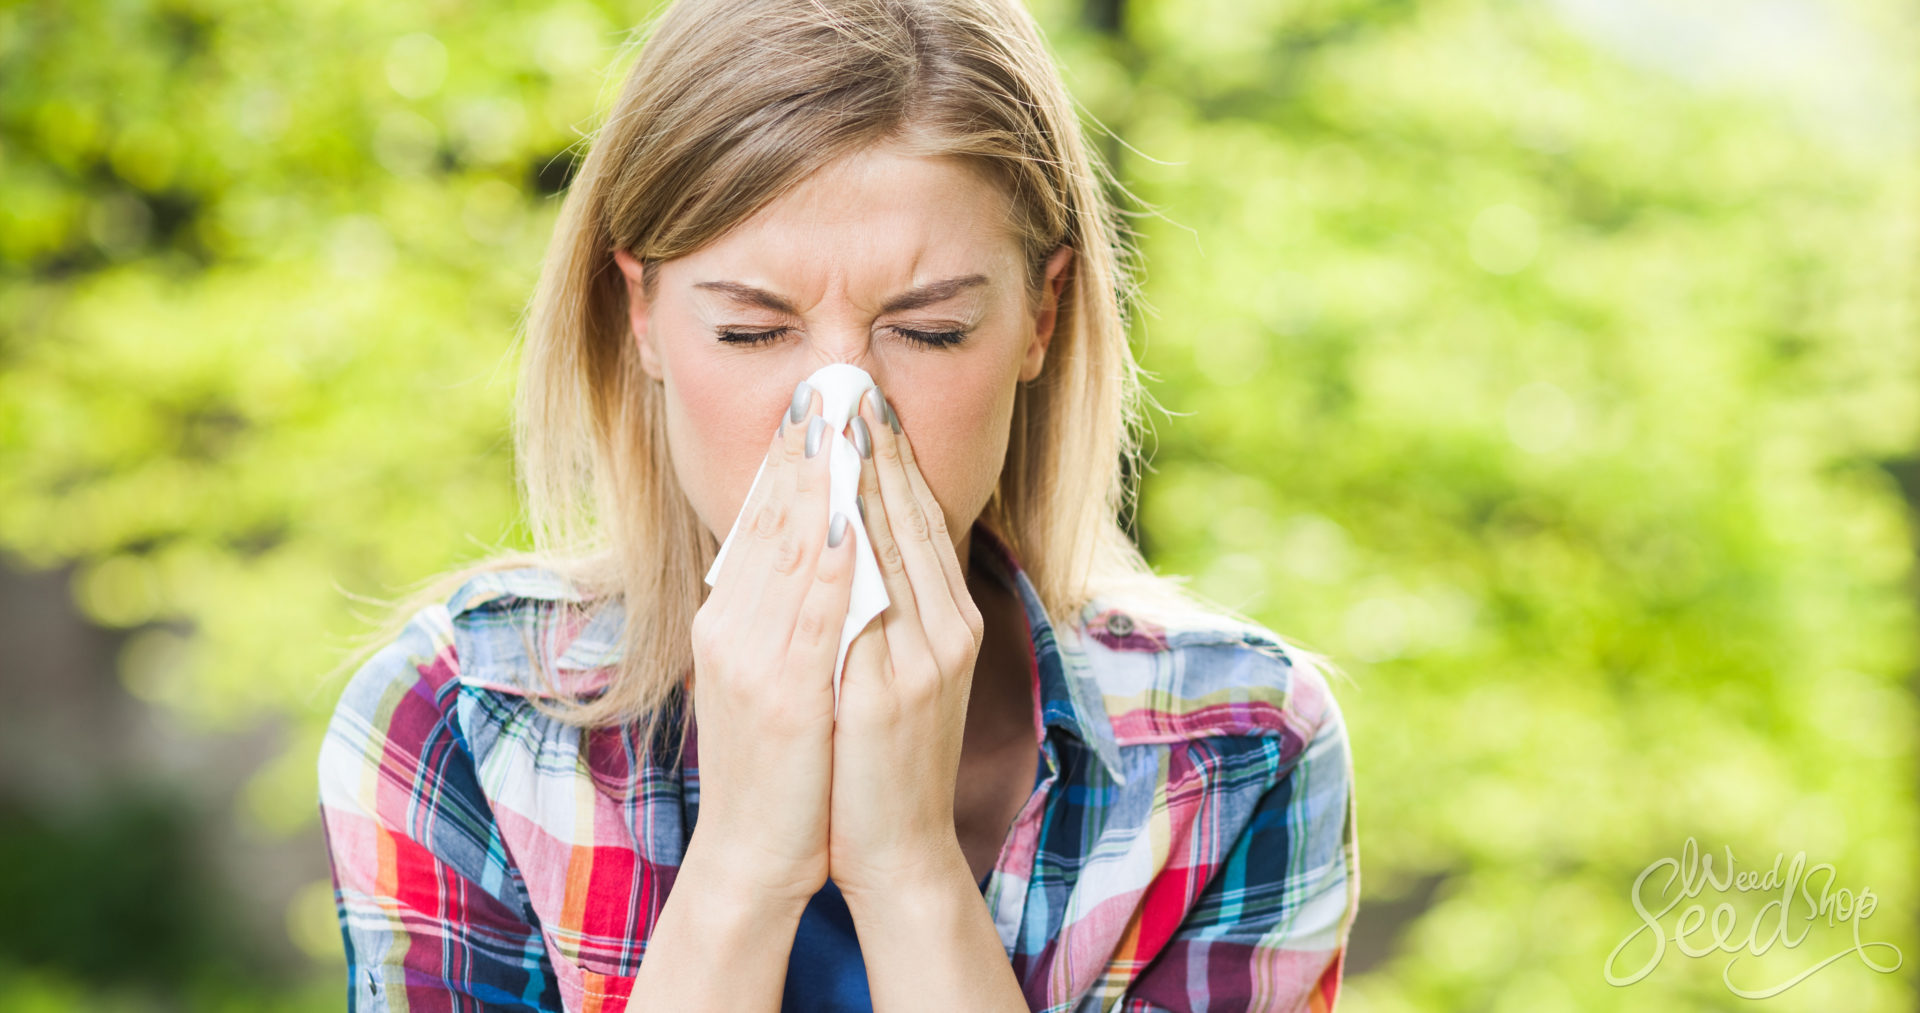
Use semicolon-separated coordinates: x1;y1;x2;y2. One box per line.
1106;612;1134;637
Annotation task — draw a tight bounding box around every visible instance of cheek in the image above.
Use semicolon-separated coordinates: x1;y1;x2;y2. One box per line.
893;366;1018;525
657;345;790;538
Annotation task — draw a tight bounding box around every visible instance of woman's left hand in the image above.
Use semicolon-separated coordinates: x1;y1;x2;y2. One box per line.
827;384;985;902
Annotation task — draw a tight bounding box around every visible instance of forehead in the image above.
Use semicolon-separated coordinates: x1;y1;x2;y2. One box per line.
670;147;1022;298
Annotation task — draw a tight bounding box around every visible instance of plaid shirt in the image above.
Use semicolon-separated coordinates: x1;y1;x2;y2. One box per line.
318;524;1359;1012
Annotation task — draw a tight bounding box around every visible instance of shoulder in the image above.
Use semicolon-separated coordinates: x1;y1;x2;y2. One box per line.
315;586;553;955
318;565;613;762
317;565;617;795
322;599;462;751
442;565;624;698
317;598;468;822
1073;592;1348;760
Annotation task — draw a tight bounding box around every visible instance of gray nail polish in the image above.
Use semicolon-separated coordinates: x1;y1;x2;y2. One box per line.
806;415;826;457
851;415;871;459
885;397;901;434
863;385;884;422
828;512;849;547
855;494;866;524
790;380;811;425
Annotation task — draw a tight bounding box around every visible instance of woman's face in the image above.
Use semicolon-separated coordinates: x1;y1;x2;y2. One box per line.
613;144;1074;557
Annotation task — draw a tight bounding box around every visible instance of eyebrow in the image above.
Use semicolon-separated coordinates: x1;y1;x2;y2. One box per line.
693;274;989;314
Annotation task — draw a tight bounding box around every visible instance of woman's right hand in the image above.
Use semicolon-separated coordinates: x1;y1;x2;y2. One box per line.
685;379;855;910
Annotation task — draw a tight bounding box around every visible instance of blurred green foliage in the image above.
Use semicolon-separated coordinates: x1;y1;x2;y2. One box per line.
1;0;1915;1009
0;787;289;999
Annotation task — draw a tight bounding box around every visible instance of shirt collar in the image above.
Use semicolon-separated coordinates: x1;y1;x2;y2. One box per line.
462;523;1129;786
969;522;1129;787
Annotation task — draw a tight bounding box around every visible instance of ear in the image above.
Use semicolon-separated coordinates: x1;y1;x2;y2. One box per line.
1021;245;1075;383
612;247;664;382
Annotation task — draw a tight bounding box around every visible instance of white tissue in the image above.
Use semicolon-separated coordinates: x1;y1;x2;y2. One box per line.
703;363;890;716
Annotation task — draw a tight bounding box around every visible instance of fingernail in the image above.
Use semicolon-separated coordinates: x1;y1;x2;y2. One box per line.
806;415;826;457
884;397;901;434
855;494;866;524
790;380;811;425
851;415;872;459
828;511;849;547
863;385;884;422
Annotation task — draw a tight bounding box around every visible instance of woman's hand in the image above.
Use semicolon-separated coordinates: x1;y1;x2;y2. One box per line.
687;381;857;910
827;384;986;901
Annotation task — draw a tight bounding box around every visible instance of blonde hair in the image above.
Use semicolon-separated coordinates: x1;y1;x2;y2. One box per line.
329;0;1343;769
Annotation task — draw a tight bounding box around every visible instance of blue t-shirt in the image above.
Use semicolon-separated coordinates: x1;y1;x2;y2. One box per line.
781;749;1044;1011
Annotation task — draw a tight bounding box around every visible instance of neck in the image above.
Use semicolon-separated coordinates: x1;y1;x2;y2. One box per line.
958;524;1036;753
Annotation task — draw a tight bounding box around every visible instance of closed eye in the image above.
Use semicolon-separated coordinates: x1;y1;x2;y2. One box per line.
714;327;790;347
890;326;968;348
715;326;969;348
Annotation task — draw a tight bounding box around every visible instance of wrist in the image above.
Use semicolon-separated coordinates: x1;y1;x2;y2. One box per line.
679;829;820;921
836;840;972;917
633;831;814;1009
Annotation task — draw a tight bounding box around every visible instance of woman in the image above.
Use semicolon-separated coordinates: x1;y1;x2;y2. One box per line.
317;0;1359;1009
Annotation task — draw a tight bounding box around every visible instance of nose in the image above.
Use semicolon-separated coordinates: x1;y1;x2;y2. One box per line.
794;339;890;429
806;329;881;377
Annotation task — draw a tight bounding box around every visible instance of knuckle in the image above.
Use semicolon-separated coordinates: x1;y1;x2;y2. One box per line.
752;497;788;540
875;537;905;573
772;424;799;459
690;607;720;656
901;507;932;542
816;546;851;582
771;531;806;576
933;634;967;672
793;604;833;644
766;693;817;736
721;666;760;707
898;661;940;699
